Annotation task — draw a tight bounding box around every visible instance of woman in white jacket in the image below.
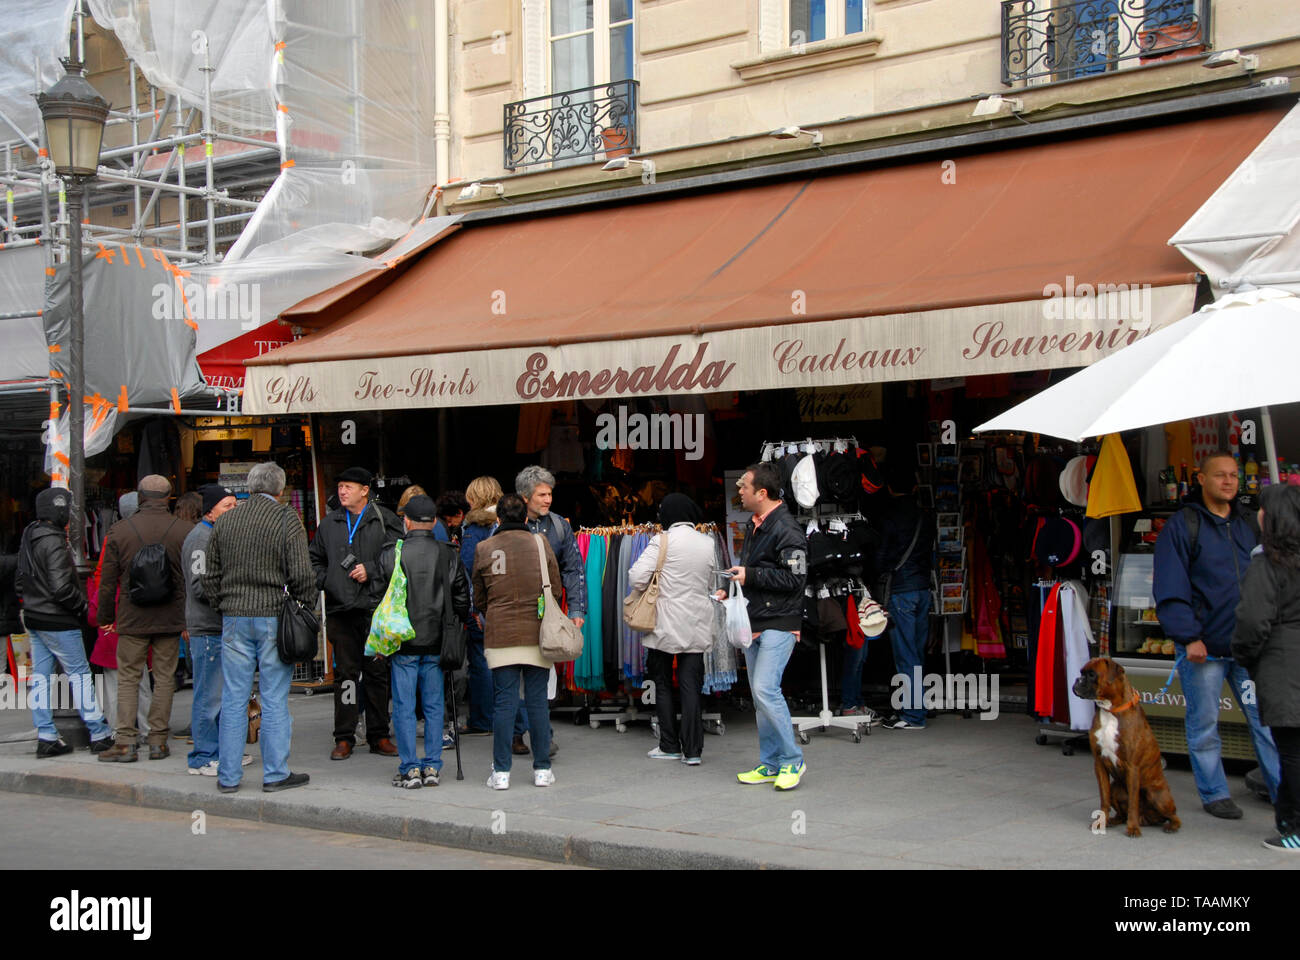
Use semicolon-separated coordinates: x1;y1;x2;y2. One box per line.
628;493;717;765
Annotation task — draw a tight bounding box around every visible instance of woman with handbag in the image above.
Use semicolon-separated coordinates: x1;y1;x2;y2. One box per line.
471;494;561;790
1233;485;1300;852
627;494;717;765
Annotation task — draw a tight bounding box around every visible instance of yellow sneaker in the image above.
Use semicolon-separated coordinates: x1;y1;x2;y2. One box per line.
774;762;806;791
737;764;778;785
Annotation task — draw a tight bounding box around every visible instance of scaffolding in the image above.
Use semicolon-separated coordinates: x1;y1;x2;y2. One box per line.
0;0;440;411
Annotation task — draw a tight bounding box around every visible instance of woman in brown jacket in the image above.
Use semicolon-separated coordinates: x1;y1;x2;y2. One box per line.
472;494;560;790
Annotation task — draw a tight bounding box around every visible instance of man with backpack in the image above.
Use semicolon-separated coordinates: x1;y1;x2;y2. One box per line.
1154;450;1282;819
96;475;192;762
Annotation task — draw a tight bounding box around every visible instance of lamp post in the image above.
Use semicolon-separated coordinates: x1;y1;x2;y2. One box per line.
36;57;108;564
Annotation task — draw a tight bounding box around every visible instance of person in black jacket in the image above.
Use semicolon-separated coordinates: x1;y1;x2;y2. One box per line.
376;495;470;788
722;462;808;791
309;466;403;760
1233;485;1300;852
874;458;935;731
15;488;115;757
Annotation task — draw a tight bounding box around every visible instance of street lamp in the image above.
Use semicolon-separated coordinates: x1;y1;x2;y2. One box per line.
36;57;108;564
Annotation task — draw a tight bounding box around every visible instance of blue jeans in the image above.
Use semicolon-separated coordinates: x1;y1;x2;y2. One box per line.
841;640;868;709
493;664;550;773
465;629;493;731
742;629;803;771
187;634;223;767
391;653;444;775
219;616;293;788
888;590;931;726
28;628;112;743
1177;656;1281;805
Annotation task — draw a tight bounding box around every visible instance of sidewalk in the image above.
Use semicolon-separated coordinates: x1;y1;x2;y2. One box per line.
0;690;1291;870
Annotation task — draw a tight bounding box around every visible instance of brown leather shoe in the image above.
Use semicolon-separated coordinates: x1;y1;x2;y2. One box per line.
369;738;398;756
330;740;353;761
97;743;138;763
512;735;529;756
148;743;170;760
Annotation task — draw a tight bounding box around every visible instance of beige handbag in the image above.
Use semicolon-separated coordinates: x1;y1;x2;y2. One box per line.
622;529;667;633
534;534;584;663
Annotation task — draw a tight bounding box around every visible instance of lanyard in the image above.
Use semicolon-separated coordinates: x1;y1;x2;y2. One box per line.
345;504;367;544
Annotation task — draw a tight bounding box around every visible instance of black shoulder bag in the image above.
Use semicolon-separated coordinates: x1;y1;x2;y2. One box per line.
876;516;924;607
277;508;320;664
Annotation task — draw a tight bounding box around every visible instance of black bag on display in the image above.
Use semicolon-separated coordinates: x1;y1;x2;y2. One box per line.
276;510;319;664
126;517;177;606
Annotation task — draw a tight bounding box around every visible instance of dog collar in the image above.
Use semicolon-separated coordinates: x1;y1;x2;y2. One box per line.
1108;691;1140;714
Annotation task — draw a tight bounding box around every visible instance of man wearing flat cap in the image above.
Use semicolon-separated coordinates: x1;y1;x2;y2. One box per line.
310;466;403;759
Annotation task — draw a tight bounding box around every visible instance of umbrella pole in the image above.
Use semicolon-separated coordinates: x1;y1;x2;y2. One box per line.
1261;406;1282;484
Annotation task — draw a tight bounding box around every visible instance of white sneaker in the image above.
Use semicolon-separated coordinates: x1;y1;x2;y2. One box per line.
241;754;254;766
188;761;218;777
534;768;555;787
647;747;683;760
486;770;510;790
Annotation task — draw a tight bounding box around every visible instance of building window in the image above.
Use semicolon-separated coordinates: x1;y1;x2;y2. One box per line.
550;0;635;93
789;0;865;46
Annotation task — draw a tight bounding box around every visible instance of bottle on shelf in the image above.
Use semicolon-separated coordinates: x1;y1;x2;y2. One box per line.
1279;461;1289;485
1290;464;1300;488
1178;461;1190;500
1163;465;1178;504
1245;453;1260;496
1236;453;1245;489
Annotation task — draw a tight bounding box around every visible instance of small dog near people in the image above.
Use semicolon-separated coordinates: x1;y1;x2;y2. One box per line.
1072;658;1180;838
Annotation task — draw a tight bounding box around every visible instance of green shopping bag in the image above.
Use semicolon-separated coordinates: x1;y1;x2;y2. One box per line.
365;539;415;656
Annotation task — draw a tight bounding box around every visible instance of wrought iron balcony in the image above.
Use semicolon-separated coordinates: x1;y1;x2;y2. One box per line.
503;79;639;171
1001;0;1211;86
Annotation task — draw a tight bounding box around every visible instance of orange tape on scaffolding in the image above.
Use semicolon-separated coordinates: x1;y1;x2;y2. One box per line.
48;344;60;353
170;388;181;414
117;385;128;412
54;451;69;466
94;243;115;264
49;401;59;421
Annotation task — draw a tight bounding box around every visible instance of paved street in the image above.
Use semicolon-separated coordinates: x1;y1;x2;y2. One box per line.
0;792;579;869
0;686;1294;869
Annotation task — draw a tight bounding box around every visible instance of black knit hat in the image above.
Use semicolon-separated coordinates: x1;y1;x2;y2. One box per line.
199;484;235;516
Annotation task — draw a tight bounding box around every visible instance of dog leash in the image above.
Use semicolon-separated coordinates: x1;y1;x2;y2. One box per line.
1154;649;1229;699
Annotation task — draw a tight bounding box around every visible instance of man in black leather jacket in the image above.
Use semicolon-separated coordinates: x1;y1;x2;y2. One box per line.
15;488;115;757
309;466;403;760
721;462;808;791
376;495;470;788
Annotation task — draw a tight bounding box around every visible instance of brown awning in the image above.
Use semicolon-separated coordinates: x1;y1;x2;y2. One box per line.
243;107;1286;415
254;107;1282;366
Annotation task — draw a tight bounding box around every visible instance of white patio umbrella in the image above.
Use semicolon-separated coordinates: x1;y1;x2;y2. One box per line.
974;287;1300;482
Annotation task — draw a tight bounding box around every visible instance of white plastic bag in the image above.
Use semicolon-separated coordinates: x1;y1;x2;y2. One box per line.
724;579;753;649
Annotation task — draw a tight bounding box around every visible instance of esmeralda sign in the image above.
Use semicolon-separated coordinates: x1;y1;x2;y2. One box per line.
243;287;1193;415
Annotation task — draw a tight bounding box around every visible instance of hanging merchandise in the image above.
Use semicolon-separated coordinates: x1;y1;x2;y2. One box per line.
1086;433;1143;519
1058;455;1092;508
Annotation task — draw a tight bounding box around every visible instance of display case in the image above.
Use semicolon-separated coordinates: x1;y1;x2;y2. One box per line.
1111;550;1254;760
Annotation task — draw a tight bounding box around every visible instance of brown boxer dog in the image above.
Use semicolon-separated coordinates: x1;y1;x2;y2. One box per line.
1072;658;1180;838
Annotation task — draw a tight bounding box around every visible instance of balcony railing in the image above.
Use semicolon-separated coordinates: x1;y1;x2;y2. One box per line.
1001;0;1211;86
503;79;639;171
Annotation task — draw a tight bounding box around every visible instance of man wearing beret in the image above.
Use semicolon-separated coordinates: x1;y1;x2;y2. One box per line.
182;484;250;775
310;467;404;759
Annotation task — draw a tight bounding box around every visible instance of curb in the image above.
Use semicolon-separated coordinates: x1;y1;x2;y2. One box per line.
0;770;785;870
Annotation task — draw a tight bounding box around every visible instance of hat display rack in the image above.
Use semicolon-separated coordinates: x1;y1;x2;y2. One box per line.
759;437;881;745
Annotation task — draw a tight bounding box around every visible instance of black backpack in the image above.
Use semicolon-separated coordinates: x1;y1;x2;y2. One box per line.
126;517;177;606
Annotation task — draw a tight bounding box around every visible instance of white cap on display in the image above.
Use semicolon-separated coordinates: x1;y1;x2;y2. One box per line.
791;453;820;508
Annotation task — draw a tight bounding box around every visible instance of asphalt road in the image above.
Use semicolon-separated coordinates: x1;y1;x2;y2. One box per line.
0;792;582;870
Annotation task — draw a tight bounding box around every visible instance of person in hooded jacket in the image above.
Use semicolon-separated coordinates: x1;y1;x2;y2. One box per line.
629;493;717;765
1155;451;1281;820
376;494;471;788
310;466;403;760
1234;485;1300;852
15;487;115;757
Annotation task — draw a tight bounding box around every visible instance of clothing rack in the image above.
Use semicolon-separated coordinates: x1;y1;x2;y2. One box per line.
760;436;860;459
1031;577;1093;756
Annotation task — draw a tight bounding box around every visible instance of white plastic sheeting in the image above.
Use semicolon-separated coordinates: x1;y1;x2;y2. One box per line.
1171;103;1300;295
87;0;441;354
0;245;51;382
0;0;75;145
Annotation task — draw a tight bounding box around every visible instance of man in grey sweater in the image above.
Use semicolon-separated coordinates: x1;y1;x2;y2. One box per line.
202;462;317;793
182;484;248;776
